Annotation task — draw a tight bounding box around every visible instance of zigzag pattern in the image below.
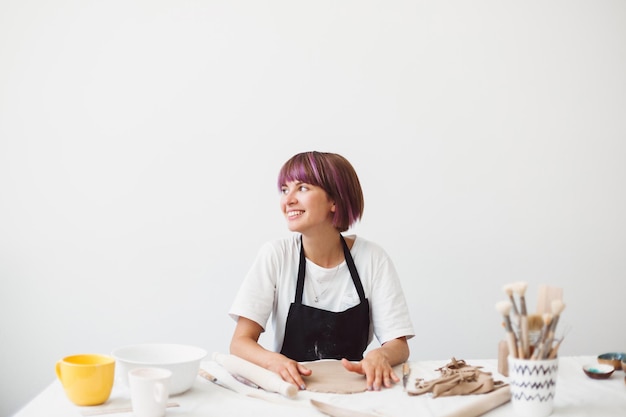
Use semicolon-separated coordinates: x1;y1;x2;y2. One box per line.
510;362;558;376
511;379;557;390
512;391;556;402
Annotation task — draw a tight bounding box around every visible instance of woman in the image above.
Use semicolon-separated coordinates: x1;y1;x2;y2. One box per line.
229;151;414;391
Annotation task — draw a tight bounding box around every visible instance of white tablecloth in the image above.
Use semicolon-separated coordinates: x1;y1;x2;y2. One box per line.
13;356;626;417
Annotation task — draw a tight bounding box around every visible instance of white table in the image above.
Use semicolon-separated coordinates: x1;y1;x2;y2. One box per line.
12;356;626;417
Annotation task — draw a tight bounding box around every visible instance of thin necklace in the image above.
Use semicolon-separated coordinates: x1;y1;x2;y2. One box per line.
310;263;341;303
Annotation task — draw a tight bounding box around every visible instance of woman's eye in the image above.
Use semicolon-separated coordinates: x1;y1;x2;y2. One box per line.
281;183;309;194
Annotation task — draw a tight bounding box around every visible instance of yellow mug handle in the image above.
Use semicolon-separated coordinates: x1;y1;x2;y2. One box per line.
55;361;62;381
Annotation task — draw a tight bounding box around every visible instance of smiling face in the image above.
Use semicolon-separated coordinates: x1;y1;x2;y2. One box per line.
280;180;336;233
277;152;364;232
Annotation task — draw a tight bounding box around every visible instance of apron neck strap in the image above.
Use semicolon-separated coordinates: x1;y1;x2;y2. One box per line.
295;234;366;303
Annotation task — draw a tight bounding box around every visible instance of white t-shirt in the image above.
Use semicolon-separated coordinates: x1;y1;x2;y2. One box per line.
229;234;415;353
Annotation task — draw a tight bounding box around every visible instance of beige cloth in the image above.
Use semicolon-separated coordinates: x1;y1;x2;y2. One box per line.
302;360;368;393
440;386;511;417
407;358;506;398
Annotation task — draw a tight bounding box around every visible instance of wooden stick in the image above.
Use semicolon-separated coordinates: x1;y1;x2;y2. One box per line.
495;300;518;359
513;282;530;358
536;285;563;315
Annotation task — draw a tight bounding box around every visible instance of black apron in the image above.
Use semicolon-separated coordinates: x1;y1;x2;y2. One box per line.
280;235;370;362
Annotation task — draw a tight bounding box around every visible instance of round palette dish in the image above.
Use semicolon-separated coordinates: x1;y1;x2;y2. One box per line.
597;352;626;371
583;364;614;380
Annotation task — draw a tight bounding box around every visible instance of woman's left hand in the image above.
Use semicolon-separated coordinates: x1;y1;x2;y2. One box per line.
341;337;408;391
341;354;398;390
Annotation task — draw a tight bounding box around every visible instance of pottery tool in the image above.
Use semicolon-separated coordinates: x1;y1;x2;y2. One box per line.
547;324;571;359
198;369;238;393
536;285;563;315
402;362;410;390
213;352;298;398
548;335;565;359
540;300;566;359
495;300;518;359
497;339;510;376
232;373;260;389
513;281;530;358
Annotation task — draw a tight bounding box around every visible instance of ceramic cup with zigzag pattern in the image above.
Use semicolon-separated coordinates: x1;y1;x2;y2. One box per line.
508;356;559;417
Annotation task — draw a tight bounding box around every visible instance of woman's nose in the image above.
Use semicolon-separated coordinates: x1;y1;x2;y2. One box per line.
282;190;297;204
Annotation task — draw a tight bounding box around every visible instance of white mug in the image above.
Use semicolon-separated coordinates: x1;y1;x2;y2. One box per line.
129;368;172;417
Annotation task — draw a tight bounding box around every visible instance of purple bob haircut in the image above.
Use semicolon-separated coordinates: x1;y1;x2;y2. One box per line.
277;151;364;232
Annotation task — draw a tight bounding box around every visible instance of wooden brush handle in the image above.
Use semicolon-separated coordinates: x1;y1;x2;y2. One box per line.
530;326;547;360
540;330;556;359
520;315;530;359
530;342;542;360
508;295;519;316
506;331;518;359
519;295;528;316
539;315;561;359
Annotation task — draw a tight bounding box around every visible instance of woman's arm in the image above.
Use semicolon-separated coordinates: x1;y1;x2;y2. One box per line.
341;336;409;391
229;316;312;389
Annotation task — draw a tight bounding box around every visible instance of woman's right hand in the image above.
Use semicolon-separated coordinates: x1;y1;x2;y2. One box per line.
265;354;312;390
229;317;311;390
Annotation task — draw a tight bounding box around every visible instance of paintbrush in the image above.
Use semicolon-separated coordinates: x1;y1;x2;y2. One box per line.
502;283;519;317
540;300;566;359
530;313;552;360
495;300;518;359
513;281;530;358
527;313;544;345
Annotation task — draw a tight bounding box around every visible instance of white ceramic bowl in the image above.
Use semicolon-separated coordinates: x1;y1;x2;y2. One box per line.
112;343;207;395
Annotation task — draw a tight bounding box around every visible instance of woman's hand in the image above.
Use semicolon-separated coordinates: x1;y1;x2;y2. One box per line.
265;354;312;390
230;317;312;390
341;352;399;391
341;337;409;391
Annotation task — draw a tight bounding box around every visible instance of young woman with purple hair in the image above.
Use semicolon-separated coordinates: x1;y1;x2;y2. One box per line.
229;151;414;391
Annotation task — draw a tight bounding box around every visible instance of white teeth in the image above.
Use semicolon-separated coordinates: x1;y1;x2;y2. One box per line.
287;210;303;217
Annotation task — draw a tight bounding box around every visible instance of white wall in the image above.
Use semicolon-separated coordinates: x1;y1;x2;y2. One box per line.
1;1;625;415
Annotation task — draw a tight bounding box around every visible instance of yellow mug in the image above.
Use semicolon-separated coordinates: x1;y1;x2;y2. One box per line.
55;354;116;406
